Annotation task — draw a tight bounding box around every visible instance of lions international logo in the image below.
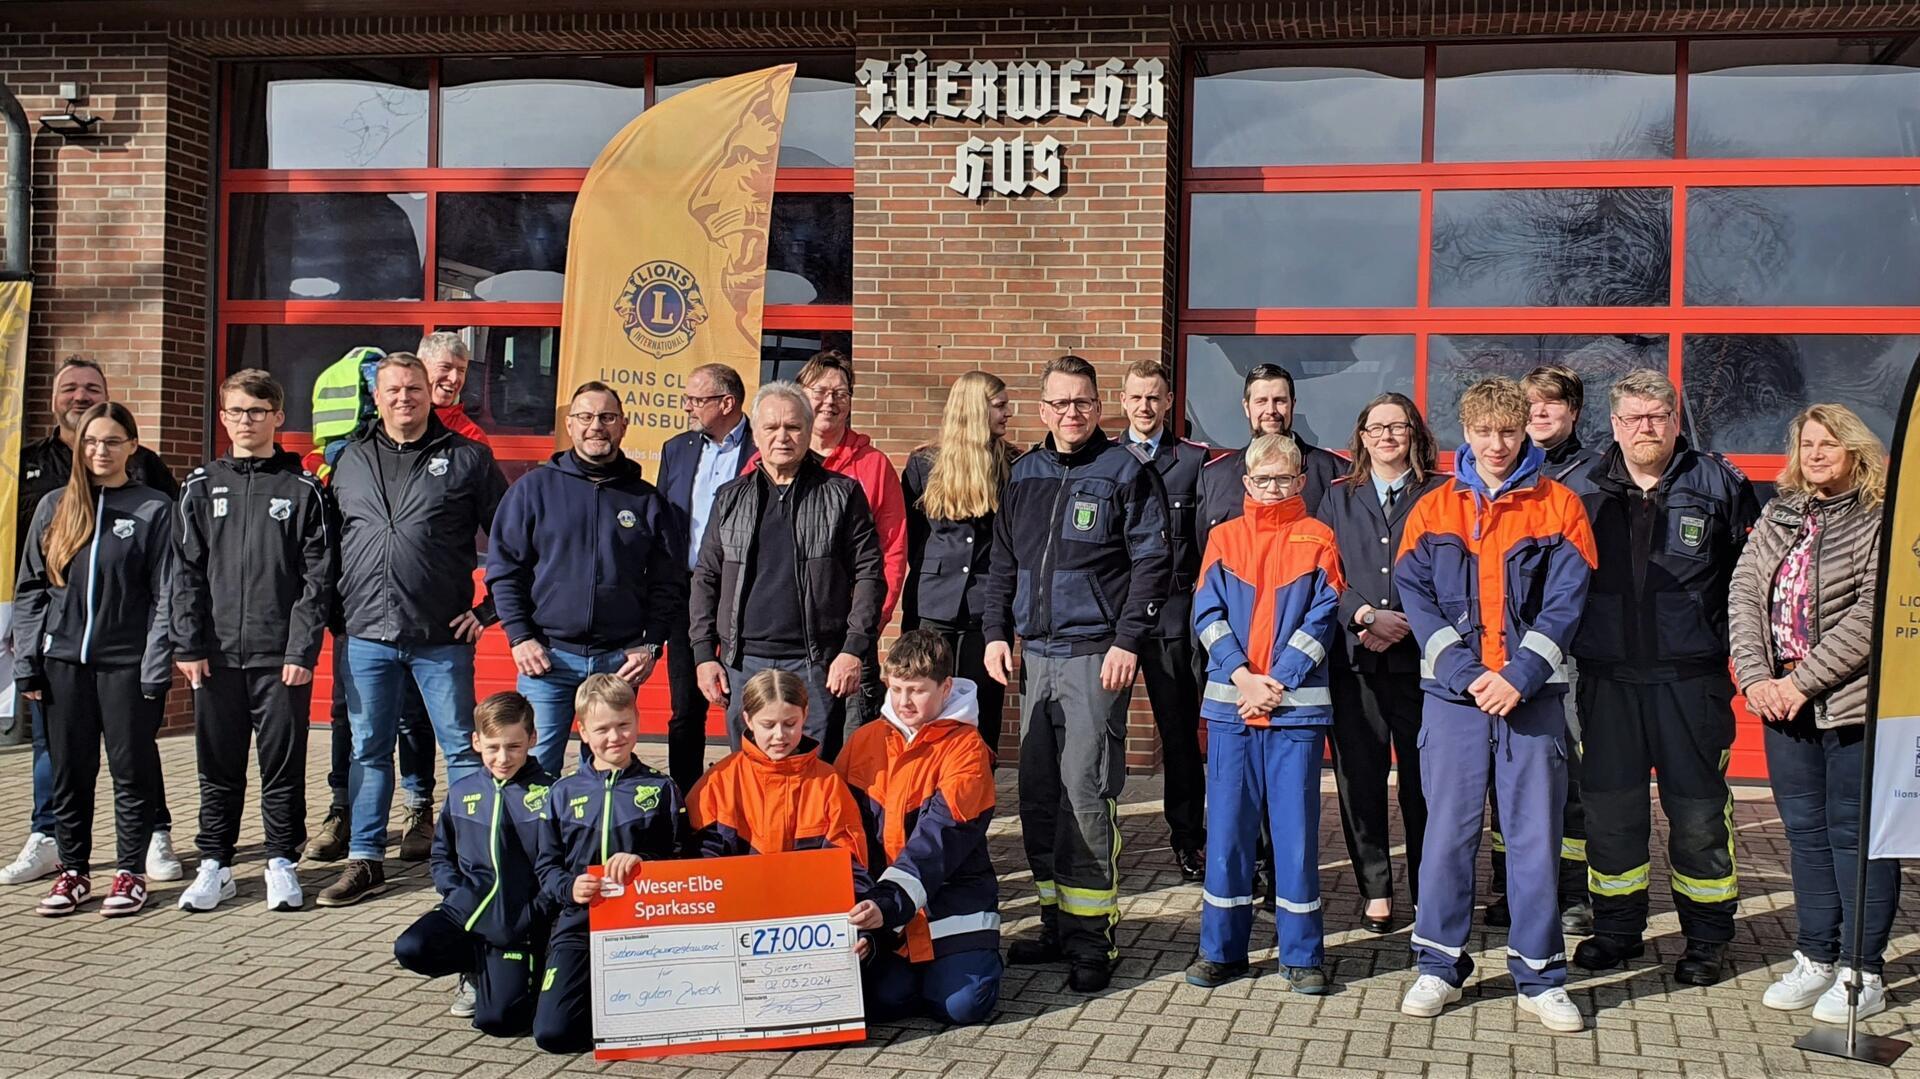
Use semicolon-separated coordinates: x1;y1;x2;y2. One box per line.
111;517;135;540
428;456;449;477
1071;499;1099;532
614;260;710;359
1679;515;1706;549
617;509;637;529
634;784;663;812
268;497;292;522
523;784;550;815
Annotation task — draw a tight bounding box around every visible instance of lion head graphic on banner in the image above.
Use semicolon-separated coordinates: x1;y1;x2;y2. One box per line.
687;74;784;354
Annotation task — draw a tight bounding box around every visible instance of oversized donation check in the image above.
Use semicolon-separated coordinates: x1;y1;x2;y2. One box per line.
587;848;866;1059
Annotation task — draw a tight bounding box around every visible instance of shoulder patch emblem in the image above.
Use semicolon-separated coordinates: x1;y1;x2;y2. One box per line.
268;497;292;521
1071;499;1098;532
617;509;637;529
111;517;135;539
428;456;450;477
634;783;663;812
1679;515;1706;548
523;784;550;815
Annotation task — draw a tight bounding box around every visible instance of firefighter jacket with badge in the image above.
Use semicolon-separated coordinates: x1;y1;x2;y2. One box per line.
686;737;871;895
837;678;1000;962
1394;442;1598;705
171;450;336;671
535;758;685;936
1563;437;1759;677
979;428;1172;657
15;483;175;695
1194;495;1346;727
432;760;558;948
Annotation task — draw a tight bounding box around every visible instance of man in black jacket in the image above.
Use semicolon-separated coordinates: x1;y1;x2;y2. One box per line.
1119;358;1208;881
980;354;1172;993
1;356;180;889
318;352;507;907
171;369;335;914
689;381;884;756
1197;364;1342;555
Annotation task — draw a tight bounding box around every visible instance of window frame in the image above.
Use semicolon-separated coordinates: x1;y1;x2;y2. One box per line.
215;51;854;461
1178;37;1920;476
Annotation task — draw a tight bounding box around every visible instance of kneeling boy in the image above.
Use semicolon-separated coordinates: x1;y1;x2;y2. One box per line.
838;629;1001;1026
394;692;555;1034
531;675;685;1054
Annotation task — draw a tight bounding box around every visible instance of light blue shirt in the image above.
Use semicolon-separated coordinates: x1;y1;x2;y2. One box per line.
1128;428;1164;461
1370;470;1410;509
687;417;749;570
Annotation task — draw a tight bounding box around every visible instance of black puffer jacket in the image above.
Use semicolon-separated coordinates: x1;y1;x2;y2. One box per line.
331;417;506;645
689;457;886;667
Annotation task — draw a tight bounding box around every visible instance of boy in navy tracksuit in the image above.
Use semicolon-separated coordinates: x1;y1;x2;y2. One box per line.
531;674;685;1054
394;692;556;1035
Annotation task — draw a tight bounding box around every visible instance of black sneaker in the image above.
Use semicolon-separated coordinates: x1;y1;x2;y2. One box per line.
1185;957;1249;988
1255;859;1275;912
1485;895;1511;928
1673;940;1729;986
1283;965;1330;995
397;803;434;862
303;806;349;863
315;859;387;908
1067;957;1114;993
1175;847;1205;883
1560;899;1594;937
1007;931;1064;965
1572;933;1644;971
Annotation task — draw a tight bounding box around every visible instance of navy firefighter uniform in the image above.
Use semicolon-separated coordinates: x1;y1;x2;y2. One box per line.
1394;442;1596;995
1192;492;1345;975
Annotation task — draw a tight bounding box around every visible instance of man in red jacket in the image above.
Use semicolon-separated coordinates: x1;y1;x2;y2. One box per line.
797;350;906;760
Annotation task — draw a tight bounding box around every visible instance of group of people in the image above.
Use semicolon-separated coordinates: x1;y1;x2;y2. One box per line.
0;333;1899;1046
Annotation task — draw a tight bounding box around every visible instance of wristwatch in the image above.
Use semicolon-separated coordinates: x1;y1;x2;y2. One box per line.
1359;609;1378;628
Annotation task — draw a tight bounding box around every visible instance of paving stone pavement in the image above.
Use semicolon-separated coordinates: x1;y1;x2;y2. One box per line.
2;732;1919;1078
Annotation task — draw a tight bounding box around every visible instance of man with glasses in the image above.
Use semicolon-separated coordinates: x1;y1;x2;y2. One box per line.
1120;358;1210;882
1;356;181;888
796;350;906;758
485;382;683;775
1563;369;1758;986
1197;363;1343;558
981;354;1171;993
659;363;754;793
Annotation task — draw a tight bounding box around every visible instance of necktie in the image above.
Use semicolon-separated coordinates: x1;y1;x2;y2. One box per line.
1385;484;1399;511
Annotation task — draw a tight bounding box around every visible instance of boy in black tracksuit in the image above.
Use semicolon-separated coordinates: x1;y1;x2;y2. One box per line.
395;692;557;1035
531;674;685;1054
172;371;336;911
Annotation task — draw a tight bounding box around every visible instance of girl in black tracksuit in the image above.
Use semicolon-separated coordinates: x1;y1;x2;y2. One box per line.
15;402;175;917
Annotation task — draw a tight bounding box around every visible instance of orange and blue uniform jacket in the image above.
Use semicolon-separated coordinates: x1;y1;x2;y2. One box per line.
686;737;873;898
1394;442;1598;704
837;678;1001;962
1194;494;1346;726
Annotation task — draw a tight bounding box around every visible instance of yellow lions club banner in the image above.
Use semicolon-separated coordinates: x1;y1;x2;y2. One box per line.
555;64;794;468
1870;349;1920;858
0;278;30;722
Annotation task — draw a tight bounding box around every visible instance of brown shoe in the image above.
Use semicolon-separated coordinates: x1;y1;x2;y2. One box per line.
398;803;434;862
303;806;349;863
315;859;387;907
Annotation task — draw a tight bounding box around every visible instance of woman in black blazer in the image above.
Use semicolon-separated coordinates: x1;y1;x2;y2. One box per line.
1315;392;1447;934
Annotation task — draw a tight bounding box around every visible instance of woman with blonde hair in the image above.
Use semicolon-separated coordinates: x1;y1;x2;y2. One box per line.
901;371;1015;757
1729;402;1899;1022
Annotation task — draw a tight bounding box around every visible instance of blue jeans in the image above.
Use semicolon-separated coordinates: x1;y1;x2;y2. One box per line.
341;637;480;861
325;635;438;810
518;647;625;776
1765;716;1903;975
29;697;56;834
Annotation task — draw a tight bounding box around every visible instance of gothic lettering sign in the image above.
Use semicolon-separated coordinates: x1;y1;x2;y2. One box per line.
856;52;1166;200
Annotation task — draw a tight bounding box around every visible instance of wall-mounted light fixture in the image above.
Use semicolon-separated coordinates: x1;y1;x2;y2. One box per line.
38;82;99;137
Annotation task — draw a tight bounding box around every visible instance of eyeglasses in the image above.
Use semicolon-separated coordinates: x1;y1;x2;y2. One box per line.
1040;397;1098;415
567;411;624;427
82;437;131;452
1247;474;1300;491
1361;422;1414;438
220;407;276;423
1613;409;1675;430
807;387;853;403
680;392;728;409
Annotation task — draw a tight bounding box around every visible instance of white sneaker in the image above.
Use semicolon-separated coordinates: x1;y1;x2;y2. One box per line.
1763;951;1837;1011
1812;968;1887;1024
1518;987;1585;1032
0;832;59;885
177;859;236;911
1401;974;1463;1018
264;857;304;913
146;830;184;882
449;976;477;1018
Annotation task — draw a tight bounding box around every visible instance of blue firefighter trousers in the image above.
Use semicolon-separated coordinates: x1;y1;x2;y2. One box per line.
1412;694;1569;995
1200;722;1325;969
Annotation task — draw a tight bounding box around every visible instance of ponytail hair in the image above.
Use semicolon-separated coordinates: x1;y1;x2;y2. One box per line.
41;402;139;588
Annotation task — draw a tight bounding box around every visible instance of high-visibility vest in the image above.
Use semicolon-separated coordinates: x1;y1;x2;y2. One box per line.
309;346;385;479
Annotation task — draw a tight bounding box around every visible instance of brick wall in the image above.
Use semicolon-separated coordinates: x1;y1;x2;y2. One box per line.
853;5;1178;770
